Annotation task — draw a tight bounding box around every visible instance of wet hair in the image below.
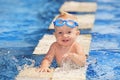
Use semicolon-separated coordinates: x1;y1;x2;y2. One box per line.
54;11;79;30
58;11;69;17
57;11;78;20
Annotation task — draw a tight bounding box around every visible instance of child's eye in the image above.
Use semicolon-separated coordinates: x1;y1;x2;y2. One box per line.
68;31;71;34
58;32;62;34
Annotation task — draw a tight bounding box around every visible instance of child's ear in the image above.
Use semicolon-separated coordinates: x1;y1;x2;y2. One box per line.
76;30;80;35
53;32;55;35
53;32;56;36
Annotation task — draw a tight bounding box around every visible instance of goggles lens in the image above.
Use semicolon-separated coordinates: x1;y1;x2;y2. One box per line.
53;18;79;28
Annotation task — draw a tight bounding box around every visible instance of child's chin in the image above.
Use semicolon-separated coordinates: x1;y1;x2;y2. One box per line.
58;42;71;46
62;43;71;47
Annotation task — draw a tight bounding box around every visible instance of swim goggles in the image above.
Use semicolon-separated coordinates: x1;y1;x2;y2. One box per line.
53;18;79;28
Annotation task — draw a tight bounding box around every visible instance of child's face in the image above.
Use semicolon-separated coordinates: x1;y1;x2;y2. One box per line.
54;25;79;47
54;15;79;47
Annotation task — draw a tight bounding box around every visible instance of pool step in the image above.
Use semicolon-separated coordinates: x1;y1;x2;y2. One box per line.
49;14;95;30
16;67;86;80
59;1;97;12
33;34;91;55
26;1;96;80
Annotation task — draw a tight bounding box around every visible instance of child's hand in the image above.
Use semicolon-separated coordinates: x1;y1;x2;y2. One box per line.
36;66;51;72
63;53;74;60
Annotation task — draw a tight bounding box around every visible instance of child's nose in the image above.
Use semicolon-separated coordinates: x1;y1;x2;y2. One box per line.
63;34;68;37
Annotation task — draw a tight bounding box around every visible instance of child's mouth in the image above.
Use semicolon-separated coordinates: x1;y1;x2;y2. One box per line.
62;39;69;42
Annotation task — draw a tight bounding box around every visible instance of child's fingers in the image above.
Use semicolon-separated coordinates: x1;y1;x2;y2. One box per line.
36;68;41;72
44;68;51;72
47;68;51;72
36;68;51;72
35;68;43;72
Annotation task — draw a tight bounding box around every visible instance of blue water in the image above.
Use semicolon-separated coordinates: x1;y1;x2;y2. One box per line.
0;0;120;80
87;0;120;80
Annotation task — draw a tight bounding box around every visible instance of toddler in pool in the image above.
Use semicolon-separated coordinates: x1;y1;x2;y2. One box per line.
37;11;86;72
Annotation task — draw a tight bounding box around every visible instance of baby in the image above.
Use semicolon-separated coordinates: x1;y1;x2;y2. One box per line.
37;11;86;72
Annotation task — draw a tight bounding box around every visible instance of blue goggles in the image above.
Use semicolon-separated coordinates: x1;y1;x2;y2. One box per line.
53;18;79;28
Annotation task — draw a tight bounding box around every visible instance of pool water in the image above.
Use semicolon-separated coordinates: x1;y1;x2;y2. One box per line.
0;0;120;80
87;0;120;80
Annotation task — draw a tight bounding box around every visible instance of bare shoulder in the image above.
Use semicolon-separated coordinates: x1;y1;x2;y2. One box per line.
74;42;84;54
49;42;57;48
48;42;58;52
74;42;83;48
45;42;57;56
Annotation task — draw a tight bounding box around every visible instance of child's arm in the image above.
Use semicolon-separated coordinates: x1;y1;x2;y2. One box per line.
37;43;55;72
67;43;86;67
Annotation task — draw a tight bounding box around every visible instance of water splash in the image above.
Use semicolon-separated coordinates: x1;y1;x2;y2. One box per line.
0;52;35;80
52;58;87;80
87;53;119;80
